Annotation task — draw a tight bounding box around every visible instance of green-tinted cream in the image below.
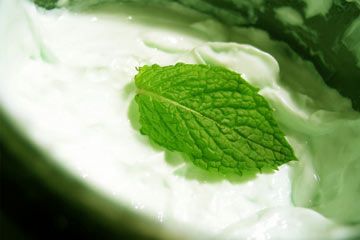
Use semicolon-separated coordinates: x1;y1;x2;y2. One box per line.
0;0;359;239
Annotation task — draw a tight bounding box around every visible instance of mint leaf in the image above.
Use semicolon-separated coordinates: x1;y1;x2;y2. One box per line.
134;63;296;175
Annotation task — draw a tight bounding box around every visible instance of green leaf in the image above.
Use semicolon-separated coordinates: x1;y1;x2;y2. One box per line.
134;63;296;175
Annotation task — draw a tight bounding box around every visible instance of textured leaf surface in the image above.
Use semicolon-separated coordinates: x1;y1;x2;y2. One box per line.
134;63;296;175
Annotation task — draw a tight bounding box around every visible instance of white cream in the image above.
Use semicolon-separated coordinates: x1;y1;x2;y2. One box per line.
0;1;359;239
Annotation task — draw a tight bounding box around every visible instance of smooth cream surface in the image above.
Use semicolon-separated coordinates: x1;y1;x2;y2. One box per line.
0;1;359;239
